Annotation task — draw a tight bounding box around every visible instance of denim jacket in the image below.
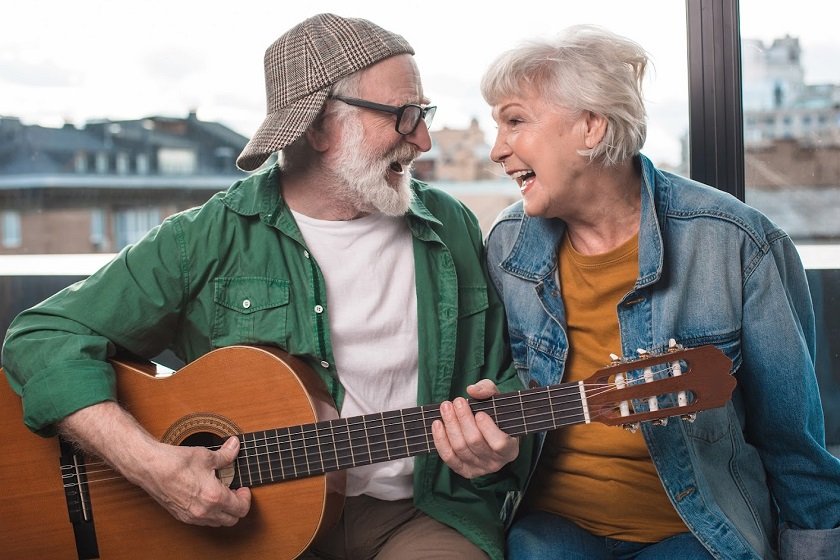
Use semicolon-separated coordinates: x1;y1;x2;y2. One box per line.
485;154;840;559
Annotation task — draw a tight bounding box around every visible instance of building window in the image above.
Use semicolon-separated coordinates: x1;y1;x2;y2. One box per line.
136;153;150;175
90;209;107;249
74;152;88;173
114;208;161;249
95;152;109;174
116;152;130;175
158;148;196;175
2;211;22;248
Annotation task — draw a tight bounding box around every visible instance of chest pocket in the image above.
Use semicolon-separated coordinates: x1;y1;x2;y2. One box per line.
212;277;290;349
456;286;489;372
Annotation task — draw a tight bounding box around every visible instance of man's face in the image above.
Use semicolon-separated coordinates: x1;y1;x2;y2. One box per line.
328;54;433;216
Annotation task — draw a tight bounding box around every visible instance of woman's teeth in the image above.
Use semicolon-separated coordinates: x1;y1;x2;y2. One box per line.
511;170;536;189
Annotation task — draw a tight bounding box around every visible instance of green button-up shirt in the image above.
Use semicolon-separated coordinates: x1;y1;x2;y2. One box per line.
2;166;530;560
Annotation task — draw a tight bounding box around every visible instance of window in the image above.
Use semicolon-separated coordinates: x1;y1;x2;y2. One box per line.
158;148;197;175
1;211;22;248
115;208;161;249
90;208;108;249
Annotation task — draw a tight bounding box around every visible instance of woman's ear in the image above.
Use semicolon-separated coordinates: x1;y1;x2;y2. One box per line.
583;111;608;149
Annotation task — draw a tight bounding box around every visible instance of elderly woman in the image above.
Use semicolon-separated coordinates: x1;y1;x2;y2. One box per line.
481;25;840;560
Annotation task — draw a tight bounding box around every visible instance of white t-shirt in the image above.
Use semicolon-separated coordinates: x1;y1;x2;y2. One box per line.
291;209;419;500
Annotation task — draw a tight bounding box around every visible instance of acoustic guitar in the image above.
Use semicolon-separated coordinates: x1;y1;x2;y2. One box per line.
0;343;734;559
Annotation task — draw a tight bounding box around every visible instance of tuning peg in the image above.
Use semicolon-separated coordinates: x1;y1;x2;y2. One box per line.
680;413;697;423
652;418;669;427
636;348;650;356
609;353;621;364
667;338;684;353
621;422;640;433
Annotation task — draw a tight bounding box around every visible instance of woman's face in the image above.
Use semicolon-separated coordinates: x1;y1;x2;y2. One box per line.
489;86;600;218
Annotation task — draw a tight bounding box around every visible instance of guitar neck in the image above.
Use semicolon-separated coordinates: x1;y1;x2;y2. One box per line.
232;381;585;488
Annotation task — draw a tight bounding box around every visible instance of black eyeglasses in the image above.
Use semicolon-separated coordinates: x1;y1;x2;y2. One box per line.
330;96;436;135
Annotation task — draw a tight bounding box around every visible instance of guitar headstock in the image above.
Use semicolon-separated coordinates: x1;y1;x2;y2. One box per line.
582;343;735;431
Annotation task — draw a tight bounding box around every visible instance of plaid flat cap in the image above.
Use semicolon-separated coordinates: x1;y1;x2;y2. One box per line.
236;13;415;172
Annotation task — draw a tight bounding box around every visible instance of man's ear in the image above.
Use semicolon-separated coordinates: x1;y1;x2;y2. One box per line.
583;111;608;149
306;112;333;153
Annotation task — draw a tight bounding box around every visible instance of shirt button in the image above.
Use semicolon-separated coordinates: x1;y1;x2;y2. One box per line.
320;360;330;368
314;304;324;313
303;250;310;259
242;299;251;309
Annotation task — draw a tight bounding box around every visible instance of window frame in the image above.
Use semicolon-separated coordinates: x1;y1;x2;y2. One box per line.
685;0;745;200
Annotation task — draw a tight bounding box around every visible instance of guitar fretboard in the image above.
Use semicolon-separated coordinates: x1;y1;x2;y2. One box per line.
232;382;586;488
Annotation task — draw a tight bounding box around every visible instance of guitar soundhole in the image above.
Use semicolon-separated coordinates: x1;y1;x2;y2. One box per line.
161;412;241;487
180;431;224;449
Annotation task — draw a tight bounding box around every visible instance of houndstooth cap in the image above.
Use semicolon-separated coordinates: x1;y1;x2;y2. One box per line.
236;13;415;172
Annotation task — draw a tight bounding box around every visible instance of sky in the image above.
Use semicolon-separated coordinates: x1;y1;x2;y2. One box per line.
2;0;839;168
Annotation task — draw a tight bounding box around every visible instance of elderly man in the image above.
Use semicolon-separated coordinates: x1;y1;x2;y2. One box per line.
2;13;526;560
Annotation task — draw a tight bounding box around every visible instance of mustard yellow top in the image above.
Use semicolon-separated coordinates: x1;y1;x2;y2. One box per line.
524;232;687;542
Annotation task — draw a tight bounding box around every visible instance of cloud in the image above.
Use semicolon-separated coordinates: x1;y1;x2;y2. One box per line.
142;48;206;82
0;55;78;87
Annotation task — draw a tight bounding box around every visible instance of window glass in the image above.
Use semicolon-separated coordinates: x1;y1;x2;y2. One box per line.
740;0;840;245
740;0;840;452
2;211;22;248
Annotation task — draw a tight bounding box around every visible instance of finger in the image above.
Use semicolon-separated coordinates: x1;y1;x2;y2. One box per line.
474;412;519;462
228;487;252;517
439;400;469;452
213;436;241;467
211;511;242;528
451;398;491;455
432;418;454;461
466;379;500;399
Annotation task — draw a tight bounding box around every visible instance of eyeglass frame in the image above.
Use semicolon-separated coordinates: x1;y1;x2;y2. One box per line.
330;95;436;135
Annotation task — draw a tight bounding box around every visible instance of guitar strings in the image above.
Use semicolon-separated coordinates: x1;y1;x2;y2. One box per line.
60;362;688;491
61;382;605;487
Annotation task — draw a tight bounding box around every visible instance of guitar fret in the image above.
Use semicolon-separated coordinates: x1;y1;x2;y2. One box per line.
239;434;254;487
311;422;324;475
344;420;356;467
407;406;433;455
265;429;284;481
348;417;370;466
382;410;407;460
277;426;292;480
253;431;266;484
321;420;339;472
550;385;587;427
287;424;304;478
334;418;354;470
400;411;410;454
366;413;388;463
381;415;390;460
260;431;277;482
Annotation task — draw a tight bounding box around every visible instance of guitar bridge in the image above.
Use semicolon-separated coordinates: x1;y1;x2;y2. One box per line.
59;437;100;559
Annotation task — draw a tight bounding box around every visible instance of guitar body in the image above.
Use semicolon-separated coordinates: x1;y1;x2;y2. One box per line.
0;345;345;560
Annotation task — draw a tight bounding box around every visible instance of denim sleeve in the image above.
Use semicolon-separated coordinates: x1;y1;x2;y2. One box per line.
738;233;840;555
780;523;840;559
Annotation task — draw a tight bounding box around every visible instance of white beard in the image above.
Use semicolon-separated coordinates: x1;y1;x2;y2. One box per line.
331;118;415;217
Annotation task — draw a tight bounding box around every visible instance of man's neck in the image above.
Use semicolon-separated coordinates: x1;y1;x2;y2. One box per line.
280;168;369;221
